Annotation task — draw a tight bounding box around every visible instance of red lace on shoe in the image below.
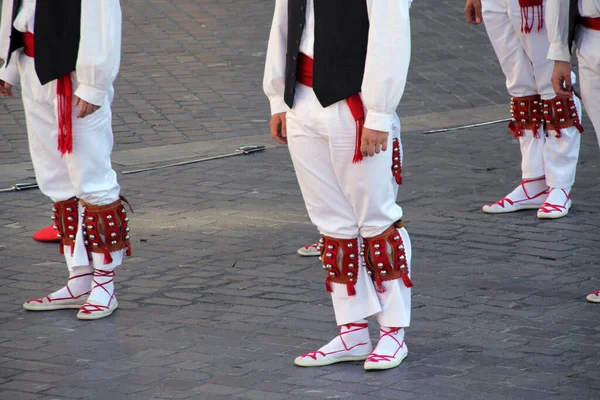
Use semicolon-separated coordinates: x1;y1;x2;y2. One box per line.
486;177;548;208
365;327;405;363
591;290;600;297
25;272;93;304
538;189;570;214
299;323;369;360
78;270;115;315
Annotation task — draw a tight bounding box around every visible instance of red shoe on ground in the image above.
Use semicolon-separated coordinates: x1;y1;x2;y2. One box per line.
32;225;61;242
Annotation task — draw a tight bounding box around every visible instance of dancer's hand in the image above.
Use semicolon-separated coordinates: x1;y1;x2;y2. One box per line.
0;80;13;98
361;127;388;157
74;96;101;119
551;61;573;97
465;0;483;24
270;112;287;145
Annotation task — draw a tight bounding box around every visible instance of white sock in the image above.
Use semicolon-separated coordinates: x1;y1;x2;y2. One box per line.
49;266;94;300
316;319;370;355
504;177;548;201
85;269;116;306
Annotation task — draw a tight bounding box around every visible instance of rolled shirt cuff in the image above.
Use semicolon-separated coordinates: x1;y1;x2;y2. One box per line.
0;61;20;86
364;110;394;133
547;42;571;62
74;83;107;107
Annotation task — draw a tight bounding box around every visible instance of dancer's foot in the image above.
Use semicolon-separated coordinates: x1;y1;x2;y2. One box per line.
586;289;600;303
32;225;61;242
482;177;548;214
23;268;93;311
294;322;372;367
297;242;321;257
537;188;571;219
364;327;408;371
77;269;118;320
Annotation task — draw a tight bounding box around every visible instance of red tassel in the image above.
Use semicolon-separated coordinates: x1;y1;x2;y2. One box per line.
103;249;113;265
352;119;364;164
126;242;132;257
519;0;544;34
56;75;73;156
375;276;386;293
325;276;333;293
347;281;356;296
555;130;562;139
508;120;523;138
401;273;414;288
59;242;64;255
532;124;540;139
575;121;584;133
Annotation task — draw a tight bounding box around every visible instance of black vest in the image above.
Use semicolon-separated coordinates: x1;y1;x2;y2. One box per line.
6;0;81;85
284;0;369;109
568;0;579;54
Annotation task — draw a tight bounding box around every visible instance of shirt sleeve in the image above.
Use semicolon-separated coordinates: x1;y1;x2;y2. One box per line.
75;0;122;106
546;0;571;62
0;50;21;86
362;0;411;132
263;0;290;116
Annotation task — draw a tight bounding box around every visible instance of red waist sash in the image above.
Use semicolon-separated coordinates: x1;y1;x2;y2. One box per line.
297;53;365;163
579;16;600;31
22;32;74;156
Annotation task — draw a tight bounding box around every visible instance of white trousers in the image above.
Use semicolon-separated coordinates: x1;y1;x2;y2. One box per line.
576;27;600;148
287;84;411;327
482;0;581;188
18;53;123;270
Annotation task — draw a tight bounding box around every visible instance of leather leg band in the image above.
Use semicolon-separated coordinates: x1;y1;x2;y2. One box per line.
51;197;79;255
320;236;360;296
82;198;132;265
362;220;413;292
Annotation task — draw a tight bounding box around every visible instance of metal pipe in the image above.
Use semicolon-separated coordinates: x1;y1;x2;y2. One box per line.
422;118;511;134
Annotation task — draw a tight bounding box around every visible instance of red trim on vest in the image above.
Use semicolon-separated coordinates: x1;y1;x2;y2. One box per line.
297;53;365;163
519;0;544;34
22;33;74;156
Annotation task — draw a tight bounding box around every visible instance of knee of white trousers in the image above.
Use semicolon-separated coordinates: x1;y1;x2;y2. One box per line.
330;262;382;325
519;130;546;179
375;227;412;327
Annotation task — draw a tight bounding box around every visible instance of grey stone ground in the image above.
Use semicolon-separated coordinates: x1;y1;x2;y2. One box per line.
1;0;599;399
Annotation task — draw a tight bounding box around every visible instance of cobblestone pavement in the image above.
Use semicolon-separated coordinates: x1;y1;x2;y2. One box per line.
1;0;600;399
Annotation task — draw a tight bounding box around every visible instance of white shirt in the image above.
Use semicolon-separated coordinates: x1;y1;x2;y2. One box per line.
263;0;412;133
546;0;600;62
0;0;122;106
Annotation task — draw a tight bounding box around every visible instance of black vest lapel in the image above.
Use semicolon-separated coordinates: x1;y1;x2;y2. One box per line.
6;0;24;66
568;0;579;54
34;0;82;85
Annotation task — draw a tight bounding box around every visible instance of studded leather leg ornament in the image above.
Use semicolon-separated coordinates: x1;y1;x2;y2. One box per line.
82;198;132;265
509;95;543;138
392;138;402;185
363;221;413;293
542;94;584;138
51;197;80;256
320;237;360;296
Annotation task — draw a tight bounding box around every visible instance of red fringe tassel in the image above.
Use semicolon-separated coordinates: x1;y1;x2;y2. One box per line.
325;276;333;293
401;273;414;289
56;75;73;156
519;0;544;34
103;249;113;265
375;276;386;293
346;281;356;296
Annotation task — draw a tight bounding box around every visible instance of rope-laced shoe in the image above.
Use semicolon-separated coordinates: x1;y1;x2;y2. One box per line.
364;327;408;371
297;242;321;257
586;289;600;303
537;188;572;219
23;269;93;311
294;322;372;367
77;269;118;320
483;177;548;214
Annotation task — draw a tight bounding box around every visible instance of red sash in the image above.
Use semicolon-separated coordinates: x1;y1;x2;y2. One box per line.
297;53;365;163
22;32;73;156
579;16;600;31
